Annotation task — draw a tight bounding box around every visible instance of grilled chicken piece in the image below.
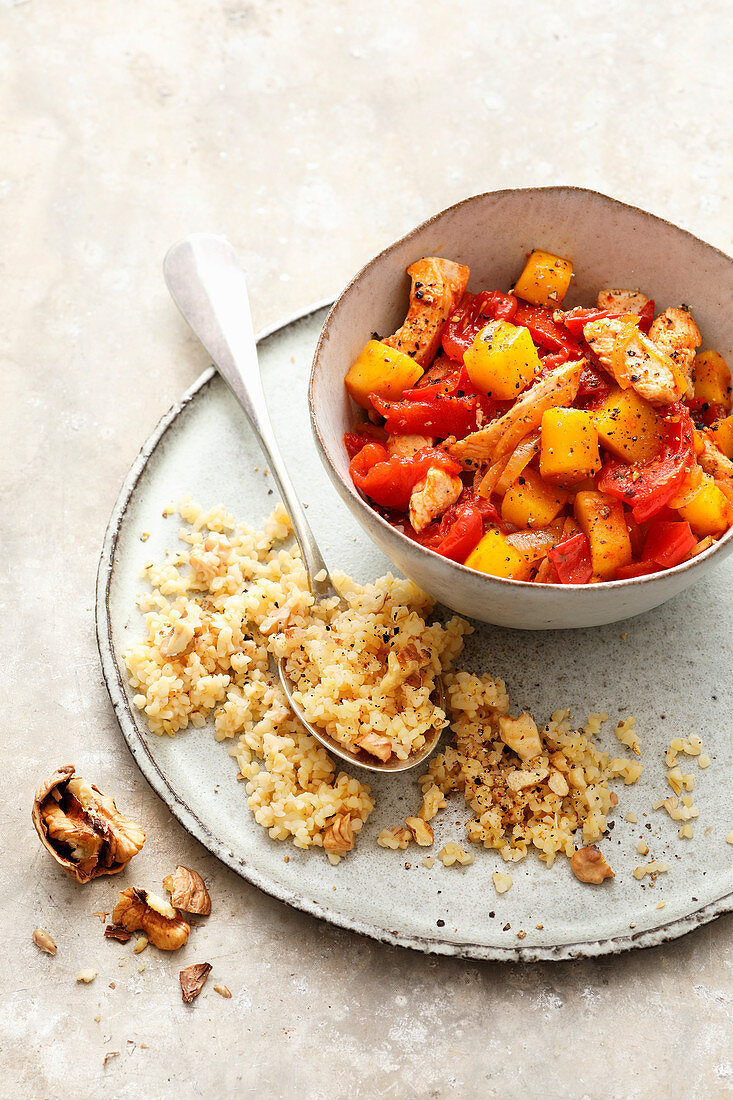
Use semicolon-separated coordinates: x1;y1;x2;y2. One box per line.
699;434;733;481
383;258;470;368
386;433;435;458
583;317;685;405
408;466;463;533
648;307;701;388
596;289;649;315
449;360;583;466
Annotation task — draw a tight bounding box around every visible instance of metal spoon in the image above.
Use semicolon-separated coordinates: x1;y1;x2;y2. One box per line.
163;234;444;773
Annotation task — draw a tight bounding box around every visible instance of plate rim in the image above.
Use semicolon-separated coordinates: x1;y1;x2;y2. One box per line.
95;298;732;963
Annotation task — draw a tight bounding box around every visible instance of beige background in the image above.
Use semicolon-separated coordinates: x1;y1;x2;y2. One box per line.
2;1;732;1097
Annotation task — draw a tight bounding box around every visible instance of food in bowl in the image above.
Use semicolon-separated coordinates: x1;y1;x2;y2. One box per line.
342;249;733;583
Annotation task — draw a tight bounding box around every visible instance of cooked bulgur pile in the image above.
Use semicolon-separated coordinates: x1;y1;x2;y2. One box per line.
124;500;643;866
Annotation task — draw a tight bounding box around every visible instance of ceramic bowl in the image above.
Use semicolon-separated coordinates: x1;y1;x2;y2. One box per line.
309;187;733;629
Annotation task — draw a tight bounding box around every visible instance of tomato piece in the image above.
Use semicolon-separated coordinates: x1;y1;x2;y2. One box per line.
512;303;581;355
434;504;484;562
615;561;660;579
537;348;570;373
371;393;482;439
575;363;614;409
685;397;729;429
596;404;695;522
401;369;462;402
343;427;387;458
547;532;593;584
637;299;655;334
642;520;696;569
558;307;611;337
349;443;461;510
441;292;518;362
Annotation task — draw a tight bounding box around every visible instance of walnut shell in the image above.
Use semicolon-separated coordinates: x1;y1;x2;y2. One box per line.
162;866;211;916
32;766;145;884
179;962;212;1003
111;887;190;950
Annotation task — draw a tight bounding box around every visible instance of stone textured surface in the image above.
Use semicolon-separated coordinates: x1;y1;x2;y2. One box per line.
2;1;732;1097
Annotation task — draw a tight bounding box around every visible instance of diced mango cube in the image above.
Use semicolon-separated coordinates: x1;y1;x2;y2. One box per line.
592;386;665;465
708;415;733;459
464;528;533;580
676;473;730;536
692;350;732;409
464;321;540;399
344;340;424;408
574;490;632;580
514;249;573;307
540;408;601;483
501;468;569;529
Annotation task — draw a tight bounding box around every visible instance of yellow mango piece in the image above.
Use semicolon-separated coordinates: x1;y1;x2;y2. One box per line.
592;386;665;465
501;468;569;529
514;249;573;307
344;340;424;408
692;350;732;408
464;321;540;399
540;408;601;483
676;473;730;536
574;490;632;580
464;528;533;580
708;415;733;459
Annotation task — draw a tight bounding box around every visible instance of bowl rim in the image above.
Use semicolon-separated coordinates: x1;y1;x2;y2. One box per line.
309;185;733;593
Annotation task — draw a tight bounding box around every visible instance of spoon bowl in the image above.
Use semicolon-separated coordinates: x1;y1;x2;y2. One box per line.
163;234;446;774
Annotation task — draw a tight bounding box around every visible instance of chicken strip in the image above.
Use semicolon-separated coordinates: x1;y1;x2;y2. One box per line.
449;359;584;466
597;289;650;315
583;317;686;405
383;258;470;368
699;434;733;481
408;466;463;532
386;433;435;458
648;307;701;388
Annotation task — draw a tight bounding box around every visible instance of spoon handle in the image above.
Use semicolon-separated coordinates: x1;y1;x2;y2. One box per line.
163;234;334;599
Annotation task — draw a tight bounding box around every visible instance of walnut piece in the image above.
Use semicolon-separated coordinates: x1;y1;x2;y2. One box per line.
32;928;57;955
111;887;190;950
570;845;615;884
162;866;212;916
104;924;133;943
32;766;145;884
180;962;212;1003
213;983;232;998
405;817;434;846
322;814;354;852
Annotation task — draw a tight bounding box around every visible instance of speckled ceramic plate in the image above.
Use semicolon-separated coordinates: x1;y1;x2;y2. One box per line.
97;303;733;962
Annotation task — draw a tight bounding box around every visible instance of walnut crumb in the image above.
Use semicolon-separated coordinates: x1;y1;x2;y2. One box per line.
421;856;435;869
214;984;232;998
76;969;97;983
516;930;526;940
32;928;57;955
536;923;544;930
624;812;638;824
492;871;513;894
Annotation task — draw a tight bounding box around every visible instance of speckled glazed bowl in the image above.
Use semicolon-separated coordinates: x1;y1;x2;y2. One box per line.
309;187;733;628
